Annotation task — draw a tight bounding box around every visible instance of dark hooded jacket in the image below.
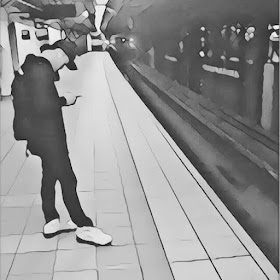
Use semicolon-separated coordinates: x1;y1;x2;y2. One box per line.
11;54;68;155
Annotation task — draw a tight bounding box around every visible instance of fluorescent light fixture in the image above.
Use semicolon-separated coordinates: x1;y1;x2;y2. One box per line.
82;10;89;18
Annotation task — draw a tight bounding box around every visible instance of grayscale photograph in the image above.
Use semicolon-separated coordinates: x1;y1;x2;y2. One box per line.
0;0;279;279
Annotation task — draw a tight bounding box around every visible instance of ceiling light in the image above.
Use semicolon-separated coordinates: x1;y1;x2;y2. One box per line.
82;10;89;18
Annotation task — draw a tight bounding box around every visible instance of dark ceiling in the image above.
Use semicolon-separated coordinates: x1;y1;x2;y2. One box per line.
2;0;279;40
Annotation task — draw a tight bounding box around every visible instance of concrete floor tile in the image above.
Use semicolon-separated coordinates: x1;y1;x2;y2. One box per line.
1;235;22;254
103;226;134;246
3;194;36;208
24;206;44;235
58;232;92;250
171;260;220;280
17;233;58;253
203;235;249;259
81;202;97;223
55;203;72;221
33;195;42;206
94;189;125;202
94;149;118;174
148;199;198;242
1;130;15;162
79;198;97;211
99;267;143;280
8;156;42;195
132;225;161;245
164;240;208;262
153;218;197;243
1;196;6;205
7;274;52;280
97;212;131;228
0;100;14;135
96;204;127;213
214;256;268;280
1;253;15;279
1;142;26;196
77;183;94;192
95;190;127;213
191;216;233;238
10;251;55;275
136;244;174;280
53;270;98;280
179;196;219;220
54;248;96;271
1;222;26;237
97;245;139;270
1;207;30;236
123;199;152;216
94;173;122;190
71;157;94;192
77;191;95;202
127;207;156;229
1;207;30;221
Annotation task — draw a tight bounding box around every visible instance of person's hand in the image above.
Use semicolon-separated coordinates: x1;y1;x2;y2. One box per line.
63;92;81;106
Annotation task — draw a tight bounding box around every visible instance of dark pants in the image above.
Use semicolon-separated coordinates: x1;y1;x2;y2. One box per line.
32;139;93;227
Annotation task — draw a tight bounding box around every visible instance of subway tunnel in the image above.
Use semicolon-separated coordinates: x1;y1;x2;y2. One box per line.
0;0;279;279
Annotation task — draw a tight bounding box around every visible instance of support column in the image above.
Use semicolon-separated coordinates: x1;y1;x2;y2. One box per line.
8;22;20;71
271;63;279;134
0;7;15;97
243;23;269;125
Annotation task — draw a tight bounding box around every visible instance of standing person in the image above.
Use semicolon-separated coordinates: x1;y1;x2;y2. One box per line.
11;40;112;246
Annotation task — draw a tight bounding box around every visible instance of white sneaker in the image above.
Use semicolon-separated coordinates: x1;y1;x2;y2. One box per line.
76;226;112;246
43;219;77;238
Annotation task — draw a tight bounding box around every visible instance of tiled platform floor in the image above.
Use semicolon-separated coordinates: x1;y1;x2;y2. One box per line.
0;52;277;280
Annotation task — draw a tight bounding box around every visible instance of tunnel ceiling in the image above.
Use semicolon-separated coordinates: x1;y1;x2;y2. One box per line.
104;0;279;37
2;0;279;41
